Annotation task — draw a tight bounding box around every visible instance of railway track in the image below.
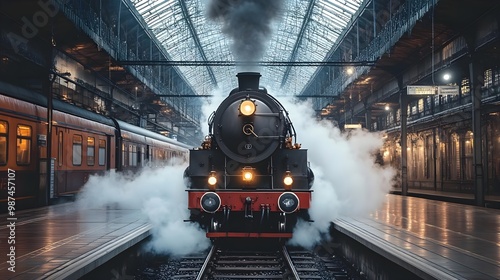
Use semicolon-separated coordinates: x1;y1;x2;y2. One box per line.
167;242;359;280
192;245;298;279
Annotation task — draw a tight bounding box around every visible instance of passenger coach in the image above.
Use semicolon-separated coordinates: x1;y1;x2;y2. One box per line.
0;81;189;211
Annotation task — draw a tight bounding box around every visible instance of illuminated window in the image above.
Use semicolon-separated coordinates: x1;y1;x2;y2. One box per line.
0;121;7;165
58;131;63;167
417;99;424;113
484;69;492;88
122;143;127;167
16;124;31;165
98;139;106;166
460;78;470;95
87;137;95;166
72;135;82;166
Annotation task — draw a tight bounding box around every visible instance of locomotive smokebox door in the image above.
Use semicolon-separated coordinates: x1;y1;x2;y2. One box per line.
212;72;285;164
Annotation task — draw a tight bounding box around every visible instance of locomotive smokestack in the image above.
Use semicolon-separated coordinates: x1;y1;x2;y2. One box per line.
237;72;261;91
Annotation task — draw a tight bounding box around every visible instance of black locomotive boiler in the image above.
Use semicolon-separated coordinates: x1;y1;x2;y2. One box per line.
185;72;314;239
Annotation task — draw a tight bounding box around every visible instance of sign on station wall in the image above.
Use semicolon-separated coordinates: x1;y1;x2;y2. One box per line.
407;85;459;96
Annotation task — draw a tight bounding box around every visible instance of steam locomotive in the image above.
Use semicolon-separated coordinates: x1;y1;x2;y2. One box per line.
185;72;314;239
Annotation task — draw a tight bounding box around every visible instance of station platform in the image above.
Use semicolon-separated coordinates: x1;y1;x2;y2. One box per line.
390;188;500;208
334;194;500;280
0;203;151;280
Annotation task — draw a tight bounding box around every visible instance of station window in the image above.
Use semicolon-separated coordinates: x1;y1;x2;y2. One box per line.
58;131;63;167
72;135;82;166
16;124;31;165
484;69;493;88
460;78;470;95
0;121;7;165
98;139;106;166
87;137;95;166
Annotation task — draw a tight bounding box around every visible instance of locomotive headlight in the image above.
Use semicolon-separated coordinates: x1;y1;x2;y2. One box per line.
239;100;256;116
283;171;293;190
208;171;217;190
278;192;300;214
200;192;221;213
242;166;254;182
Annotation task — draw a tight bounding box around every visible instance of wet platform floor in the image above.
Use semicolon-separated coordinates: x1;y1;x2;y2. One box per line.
334;194;500;279
0;203;150;279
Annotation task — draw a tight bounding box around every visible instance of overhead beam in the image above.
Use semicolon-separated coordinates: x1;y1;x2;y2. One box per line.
118;60;376;66
155;94;213;97
177;0;218;85
280;0;316;88
154;94;343;98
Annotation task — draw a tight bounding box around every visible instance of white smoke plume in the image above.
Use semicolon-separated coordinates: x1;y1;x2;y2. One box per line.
277;97;396;248
77;163;211;257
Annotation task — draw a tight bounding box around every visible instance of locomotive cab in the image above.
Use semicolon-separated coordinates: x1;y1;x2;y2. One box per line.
185;72;313;239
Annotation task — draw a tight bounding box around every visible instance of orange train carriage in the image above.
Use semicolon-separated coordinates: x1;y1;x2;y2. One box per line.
0;81;189;211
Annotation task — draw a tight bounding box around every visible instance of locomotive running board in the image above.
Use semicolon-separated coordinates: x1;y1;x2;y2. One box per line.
206;232;293;238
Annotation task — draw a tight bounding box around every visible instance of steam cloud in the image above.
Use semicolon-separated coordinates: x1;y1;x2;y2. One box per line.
77;162;210;257
206;0;284;69
278;98;396;248
200;86;395;249
77;89;395;256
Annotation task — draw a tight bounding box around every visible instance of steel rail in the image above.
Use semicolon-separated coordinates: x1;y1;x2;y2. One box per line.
195;245;216;280
282;245;301;280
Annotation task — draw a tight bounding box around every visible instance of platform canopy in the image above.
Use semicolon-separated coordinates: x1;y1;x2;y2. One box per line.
131;0;363;96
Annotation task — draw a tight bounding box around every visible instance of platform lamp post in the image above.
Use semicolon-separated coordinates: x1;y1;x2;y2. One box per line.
40;47;55;207
469;55;485;207
46;71;56;205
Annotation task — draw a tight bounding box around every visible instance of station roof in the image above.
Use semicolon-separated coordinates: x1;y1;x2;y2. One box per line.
131;0;363;96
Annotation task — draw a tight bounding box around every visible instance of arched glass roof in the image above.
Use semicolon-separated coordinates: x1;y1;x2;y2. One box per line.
131;0;364;96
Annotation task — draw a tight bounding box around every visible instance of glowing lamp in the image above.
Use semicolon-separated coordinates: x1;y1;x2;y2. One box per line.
242;167;254;182
240;100;256;116
283;171;293;190
243;171;253;181
208;171;217;190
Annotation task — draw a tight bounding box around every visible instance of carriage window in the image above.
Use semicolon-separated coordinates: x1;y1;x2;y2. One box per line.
129;144;133;166
122;143;127;167
58;131;63;167
132;145;137;166
0;121;7;165
16;124;31;165
72;135;82;166
87;137;95;166
98;139;106;166
141;146;145;166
